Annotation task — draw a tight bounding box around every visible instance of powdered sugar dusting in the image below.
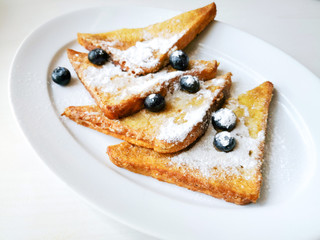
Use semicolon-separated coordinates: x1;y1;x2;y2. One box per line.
82;63;185;102
170;102;265;179
157;105;210;143
98;32;184;74
81;57;213;103
157;79;226;143
82;62;125;92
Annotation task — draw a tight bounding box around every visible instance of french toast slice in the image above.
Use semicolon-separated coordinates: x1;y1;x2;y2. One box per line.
107;82;274;204
77;2;216;75
63;73;232;153
67;49;218;119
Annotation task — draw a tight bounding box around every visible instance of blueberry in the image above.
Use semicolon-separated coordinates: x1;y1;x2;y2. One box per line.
169;50;189;70
214;131;236;152
212;108;237;131
51;67;71;86
144;93;165;112
180;75;200;93
88;48;109;65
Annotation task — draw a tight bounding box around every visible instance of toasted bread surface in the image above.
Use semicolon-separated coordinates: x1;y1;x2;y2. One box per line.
77;3;216;75
67;49;218;119
107;82;273;204
63;73;232;153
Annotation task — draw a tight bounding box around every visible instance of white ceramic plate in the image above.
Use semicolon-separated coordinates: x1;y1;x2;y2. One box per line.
10;5;320;240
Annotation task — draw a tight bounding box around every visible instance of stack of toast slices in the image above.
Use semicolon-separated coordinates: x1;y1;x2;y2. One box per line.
62;2;274;205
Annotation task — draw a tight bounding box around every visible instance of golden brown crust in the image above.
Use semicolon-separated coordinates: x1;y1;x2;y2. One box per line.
67;49;218;119
240;81;274;201
77;3;216;75
108;142;257;205
106;82;274;204
235;81;274;138
62;73;232;153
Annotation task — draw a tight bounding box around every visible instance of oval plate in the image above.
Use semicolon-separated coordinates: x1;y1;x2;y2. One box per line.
10;5;320;240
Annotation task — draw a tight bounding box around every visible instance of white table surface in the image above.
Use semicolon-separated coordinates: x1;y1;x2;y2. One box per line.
1;0;319;239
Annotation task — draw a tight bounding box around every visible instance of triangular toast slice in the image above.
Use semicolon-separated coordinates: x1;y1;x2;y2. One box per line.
67;49;218;119
62;73;232;153
107;82;274;204
77;2;216;75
